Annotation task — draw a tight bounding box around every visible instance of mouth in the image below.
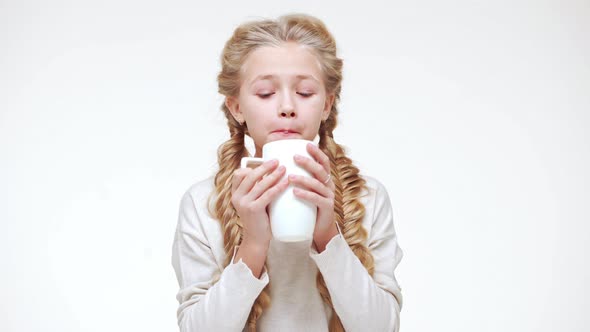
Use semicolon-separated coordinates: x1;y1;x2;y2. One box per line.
271;129;300;137
272;128;300;134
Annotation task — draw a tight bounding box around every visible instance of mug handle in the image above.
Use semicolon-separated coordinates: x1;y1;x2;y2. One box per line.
241;157;265;169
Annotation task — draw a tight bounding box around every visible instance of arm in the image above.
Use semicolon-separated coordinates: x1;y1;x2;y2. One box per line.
309;181;403;332
171;191;269;331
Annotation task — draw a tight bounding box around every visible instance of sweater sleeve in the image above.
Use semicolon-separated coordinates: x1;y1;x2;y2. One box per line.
309;181;403;332
171;191;269;331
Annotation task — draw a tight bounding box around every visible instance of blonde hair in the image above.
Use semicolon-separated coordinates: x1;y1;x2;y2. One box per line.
208;13;374;331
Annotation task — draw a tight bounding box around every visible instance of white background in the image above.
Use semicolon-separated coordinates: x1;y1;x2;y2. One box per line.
1;0;588;331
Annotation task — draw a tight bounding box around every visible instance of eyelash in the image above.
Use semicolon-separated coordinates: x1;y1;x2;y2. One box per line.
257;92;314;99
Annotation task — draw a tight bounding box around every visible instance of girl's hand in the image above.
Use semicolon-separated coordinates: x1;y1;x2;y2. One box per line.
231;160;290;247
289;143;339;252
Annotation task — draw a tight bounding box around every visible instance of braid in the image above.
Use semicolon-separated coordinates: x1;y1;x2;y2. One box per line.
315;122;375;331
207;112;271;331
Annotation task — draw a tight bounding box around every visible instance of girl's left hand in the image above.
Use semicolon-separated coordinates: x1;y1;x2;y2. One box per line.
288;143;339;252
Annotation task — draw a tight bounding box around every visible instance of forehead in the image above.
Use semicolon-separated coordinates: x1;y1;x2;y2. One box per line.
241;43;324;85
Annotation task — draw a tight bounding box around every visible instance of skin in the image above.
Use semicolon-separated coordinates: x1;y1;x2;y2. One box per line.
226;42;340;278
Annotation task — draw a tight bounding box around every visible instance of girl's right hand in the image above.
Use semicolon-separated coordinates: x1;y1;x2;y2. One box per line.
231;159;289;246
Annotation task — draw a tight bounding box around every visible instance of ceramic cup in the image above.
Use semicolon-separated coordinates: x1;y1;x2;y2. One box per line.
240;139;317;242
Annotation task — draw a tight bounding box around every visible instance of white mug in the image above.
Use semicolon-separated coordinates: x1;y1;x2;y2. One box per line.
241;139;317;242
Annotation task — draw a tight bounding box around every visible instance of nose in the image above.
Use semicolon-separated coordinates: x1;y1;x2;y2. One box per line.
278;92;296;119
280;110;296;118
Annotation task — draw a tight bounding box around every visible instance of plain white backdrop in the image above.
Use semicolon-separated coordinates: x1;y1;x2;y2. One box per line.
1;0;588;331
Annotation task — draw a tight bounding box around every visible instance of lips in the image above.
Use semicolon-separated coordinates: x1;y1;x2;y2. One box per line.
272;129;299;134
271;129;300;138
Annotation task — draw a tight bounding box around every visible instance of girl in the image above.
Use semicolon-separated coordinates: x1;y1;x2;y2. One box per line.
172;13;403;332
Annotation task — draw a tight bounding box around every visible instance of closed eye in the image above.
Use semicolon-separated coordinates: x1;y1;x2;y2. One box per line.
297;92;314;97
257;93;275;99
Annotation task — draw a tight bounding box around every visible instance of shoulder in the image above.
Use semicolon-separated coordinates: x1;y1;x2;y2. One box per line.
175;175;227;265
177;175;217;222
182;175;216;203
359;174;390;203
358;174;395;233
361;174;386;191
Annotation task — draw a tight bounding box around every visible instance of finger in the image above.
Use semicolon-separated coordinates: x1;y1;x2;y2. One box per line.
235;159;278;197
231;168;250;194
256;177;290;207
306;143;330;174
292;187;332;209
288;174;332;198
248;164;286;200
294;154;328;184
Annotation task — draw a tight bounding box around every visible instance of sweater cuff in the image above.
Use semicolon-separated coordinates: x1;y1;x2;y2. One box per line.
309;233;347;262
229;245;269;287
229;258;269;286
310;222;344;254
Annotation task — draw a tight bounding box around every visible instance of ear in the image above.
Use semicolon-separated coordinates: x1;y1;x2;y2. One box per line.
322;94;335;121
225;96;243;123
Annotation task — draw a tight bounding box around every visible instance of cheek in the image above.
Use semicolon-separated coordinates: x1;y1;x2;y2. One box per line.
242;98;275;117
311;93;327;107
301;98;326;116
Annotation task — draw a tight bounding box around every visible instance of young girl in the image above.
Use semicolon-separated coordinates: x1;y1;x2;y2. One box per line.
172;14;403;332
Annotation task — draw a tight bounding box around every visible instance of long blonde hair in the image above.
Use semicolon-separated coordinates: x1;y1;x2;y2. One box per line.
208;14;374;331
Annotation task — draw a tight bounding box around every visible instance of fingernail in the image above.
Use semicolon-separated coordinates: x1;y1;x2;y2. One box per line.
288;174;296;181
294;155;302;161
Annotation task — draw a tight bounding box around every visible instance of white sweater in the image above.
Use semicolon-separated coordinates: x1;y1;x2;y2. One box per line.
171;174;403;331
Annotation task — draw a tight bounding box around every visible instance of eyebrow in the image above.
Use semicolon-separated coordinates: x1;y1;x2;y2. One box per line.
248;74;320;86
